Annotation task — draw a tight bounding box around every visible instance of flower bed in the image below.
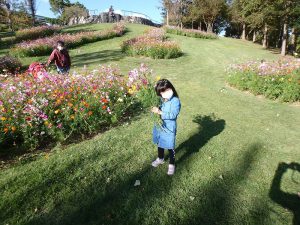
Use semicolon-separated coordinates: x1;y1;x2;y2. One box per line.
227;58;300;102
11;23;126;57
15;25;61;42
165;26;218;39
121;28;182;59
0;55;22;75
0;63;157;150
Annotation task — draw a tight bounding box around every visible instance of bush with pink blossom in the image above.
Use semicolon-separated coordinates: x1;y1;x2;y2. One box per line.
15;25;61;42
227;58;300;102
121;28;182;59
11;23;126;57
0;63;158;150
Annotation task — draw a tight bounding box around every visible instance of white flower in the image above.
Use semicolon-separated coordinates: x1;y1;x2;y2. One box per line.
117;98;123;102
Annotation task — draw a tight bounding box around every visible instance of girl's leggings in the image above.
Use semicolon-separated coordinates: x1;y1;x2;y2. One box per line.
158;147;175;165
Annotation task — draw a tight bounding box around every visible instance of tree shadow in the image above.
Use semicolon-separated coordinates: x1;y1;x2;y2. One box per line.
269;162;300;225
72;49;125;68
185;142;272;224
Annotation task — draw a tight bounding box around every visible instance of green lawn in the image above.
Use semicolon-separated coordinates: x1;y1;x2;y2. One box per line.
1;23;299;225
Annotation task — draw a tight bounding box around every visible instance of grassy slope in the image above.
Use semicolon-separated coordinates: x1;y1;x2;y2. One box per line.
0;23;299;225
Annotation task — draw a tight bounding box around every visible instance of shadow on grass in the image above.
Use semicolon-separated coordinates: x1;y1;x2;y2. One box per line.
72;49;125;68
4;115;272;225
17;114;224;224
175;114;225;165
185;142;271;225
269;162;300;225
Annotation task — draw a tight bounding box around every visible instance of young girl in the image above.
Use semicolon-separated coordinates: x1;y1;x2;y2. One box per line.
151;79;181;175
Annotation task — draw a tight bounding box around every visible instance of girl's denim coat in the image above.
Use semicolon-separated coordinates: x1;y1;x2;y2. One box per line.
152;96;181;149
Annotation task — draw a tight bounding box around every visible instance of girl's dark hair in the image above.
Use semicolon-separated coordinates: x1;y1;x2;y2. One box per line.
155;79;179;98
57;41;65;47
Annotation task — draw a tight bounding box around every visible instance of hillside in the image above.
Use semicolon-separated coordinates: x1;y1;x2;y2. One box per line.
0;23;299;225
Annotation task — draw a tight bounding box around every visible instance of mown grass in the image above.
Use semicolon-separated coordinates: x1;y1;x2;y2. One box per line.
0;23;299;225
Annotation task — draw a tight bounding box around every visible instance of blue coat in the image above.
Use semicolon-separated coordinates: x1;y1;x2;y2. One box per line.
152;96;181;149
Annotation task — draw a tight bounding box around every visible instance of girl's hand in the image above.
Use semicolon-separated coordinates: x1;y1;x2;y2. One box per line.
151;107;161;114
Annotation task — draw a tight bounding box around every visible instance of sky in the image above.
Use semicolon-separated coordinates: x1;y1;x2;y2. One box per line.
36;0;163;23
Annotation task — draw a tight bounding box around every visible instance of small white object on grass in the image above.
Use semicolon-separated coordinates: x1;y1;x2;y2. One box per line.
190;196;195;201
219;175;224;180
134;180;140;186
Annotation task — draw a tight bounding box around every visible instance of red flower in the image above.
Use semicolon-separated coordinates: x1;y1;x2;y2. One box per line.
101;98;108;103
102;105;107;110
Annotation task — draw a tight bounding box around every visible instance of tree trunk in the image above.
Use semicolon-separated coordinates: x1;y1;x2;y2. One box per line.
291;27;297;53
263;24;268;48
7;12;12;31
281;22;288;56
276;27;282;48
192;20;194;29
207;23;213;33
241;23;246;40
27;0;36;26
198;21;202;31
166;9;169;26
252;30;256;43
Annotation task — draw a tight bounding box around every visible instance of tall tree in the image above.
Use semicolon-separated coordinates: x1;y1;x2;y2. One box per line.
61;3;88;25
160;0;190;28
192;0;226;33
274;0;300;55
0;0;12;30
49;0;70;15
26;0;36;25
160;0;172;26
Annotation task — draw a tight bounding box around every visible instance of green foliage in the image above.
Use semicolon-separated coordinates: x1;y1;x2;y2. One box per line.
122;42;182;59
227;70;300;102
165;26;218;39
121;28;182;59
136;84;160;108
49;0;71;14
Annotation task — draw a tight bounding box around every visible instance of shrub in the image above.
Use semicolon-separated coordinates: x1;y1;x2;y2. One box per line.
165;26;218;39
15;25;61;42
0;63;157;150
227;59;300;102
11;23;126;57
121;28;182;59
0;55;22;75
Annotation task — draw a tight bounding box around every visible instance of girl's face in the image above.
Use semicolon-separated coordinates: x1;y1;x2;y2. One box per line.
160;88;173;100
57;45;64;51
